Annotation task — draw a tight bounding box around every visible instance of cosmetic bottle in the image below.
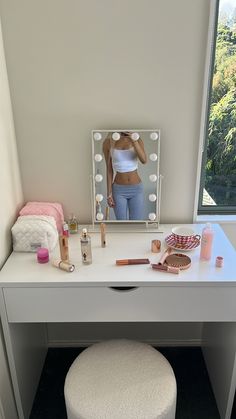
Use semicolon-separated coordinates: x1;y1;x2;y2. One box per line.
68;214;78;234
200;223;214;260
80;228;92;264
59;235;69;262
100;222;106;247
62;221;69;237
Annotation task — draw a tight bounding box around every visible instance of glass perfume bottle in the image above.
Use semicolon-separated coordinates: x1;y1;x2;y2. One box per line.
68;214;78;234
80;228;92;264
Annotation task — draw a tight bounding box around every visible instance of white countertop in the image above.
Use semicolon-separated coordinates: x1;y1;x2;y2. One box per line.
1;224;236;287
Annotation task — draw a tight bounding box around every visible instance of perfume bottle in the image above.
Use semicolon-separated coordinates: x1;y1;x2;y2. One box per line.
80;228;92;264
68;214;78;234
200;223;214;260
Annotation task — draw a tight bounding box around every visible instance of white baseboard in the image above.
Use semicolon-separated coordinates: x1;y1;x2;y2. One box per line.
48;338;202;348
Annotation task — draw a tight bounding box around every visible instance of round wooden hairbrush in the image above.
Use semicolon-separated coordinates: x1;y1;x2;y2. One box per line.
165;253;191;270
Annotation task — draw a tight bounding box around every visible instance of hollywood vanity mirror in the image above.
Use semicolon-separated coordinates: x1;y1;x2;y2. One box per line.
91;129;162;229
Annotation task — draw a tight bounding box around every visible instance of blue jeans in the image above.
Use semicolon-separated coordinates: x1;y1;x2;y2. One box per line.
112;183;144;220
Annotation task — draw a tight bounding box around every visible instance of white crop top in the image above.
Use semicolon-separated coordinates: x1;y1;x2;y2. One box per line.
111;147;138;173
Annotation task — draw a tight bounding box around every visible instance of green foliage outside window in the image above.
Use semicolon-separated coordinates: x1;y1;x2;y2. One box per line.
205;19;236;206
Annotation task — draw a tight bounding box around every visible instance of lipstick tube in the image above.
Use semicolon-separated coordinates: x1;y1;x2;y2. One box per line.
151;263;180;274
116;258;150;266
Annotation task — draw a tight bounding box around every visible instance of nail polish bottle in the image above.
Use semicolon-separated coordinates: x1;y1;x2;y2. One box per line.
80;228;92;265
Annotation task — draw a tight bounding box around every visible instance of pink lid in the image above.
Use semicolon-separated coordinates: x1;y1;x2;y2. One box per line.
37;247;49;263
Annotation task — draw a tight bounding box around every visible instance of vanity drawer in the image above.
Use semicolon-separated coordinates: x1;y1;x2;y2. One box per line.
3;285;236;322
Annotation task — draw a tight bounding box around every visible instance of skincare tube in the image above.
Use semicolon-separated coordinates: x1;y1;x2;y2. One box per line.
52;260;75;272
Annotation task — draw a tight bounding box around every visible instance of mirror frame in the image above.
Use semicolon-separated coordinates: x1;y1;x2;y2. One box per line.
91;129;161;227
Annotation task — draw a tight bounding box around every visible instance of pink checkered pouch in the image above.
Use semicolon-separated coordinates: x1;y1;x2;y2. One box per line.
19;202;64;233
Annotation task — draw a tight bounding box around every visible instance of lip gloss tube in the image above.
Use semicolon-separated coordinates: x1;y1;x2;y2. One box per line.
100;223;106;247
116;258;150;266
151;263;180;274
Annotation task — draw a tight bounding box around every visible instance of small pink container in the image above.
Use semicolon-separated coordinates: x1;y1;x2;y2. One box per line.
215;256;224;268
37;247;49;264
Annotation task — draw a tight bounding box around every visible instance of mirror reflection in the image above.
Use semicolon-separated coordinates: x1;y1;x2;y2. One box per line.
92;129;161;223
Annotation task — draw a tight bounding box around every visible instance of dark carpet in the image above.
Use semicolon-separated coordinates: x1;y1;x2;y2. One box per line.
30;346;236;419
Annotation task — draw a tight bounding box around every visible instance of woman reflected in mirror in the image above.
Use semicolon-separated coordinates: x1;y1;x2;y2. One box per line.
103;131;147;220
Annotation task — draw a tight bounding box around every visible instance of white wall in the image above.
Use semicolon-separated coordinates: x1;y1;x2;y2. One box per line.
221;224;236;250
1;0;235;349
0;0;211;347
1;0;212;347
0;16;23;419
0;0;211;223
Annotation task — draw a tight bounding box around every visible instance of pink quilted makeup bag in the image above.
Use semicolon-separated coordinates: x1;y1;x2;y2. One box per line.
19;202;64;233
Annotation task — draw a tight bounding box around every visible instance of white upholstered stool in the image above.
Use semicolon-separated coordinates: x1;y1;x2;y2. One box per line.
64;339;177;419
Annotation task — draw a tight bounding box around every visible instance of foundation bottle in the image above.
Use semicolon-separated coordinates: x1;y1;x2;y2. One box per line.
80;228;92;264
59;235;69;262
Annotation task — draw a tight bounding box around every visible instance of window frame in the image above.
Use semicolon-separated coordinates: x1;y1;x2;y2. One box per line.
194;0;236;217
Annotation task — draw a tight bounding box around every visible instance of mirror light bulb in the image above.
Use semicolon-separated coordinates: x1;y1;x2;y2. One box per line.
96;212;104;221
94;132;102;141
94;154;103;162
149;153;158;162
149;174;157;182
149;213;156;221
131;132;140;141
150;132;159;141
96;194;103;202
95;174;103;182
112;132;120;141
149;194;157;202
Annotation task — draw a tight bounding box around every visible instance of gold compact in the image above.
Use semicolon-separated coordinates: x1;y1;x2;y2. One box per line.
165;253;191;270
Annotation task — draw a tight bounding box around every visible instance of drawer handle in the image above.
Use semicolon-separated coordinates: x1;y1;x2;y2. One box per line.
109;286;139;292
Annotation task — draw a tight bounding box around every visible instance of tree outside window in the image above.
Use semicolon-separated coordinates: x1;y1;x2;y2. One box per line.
199;0;236;213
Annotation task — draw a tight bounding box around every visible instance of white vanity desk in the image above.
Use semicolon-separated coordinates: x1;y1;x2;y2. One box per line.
1;224;236;419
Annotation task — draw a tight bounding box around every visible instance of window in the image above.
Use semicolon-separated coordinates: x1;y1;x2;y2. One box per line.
198;0;236;214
